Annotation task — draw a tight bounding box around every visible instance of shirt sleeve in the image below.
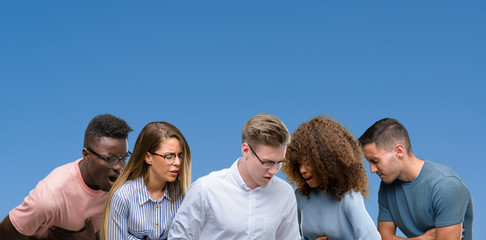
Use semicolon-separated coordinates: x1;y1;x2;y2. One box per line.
296;193;304;240
343;191;381;240
108;190;129;240
432;176;471;227
168;179;207;240
377;182;393;222
275;190;301;240
9;180;57;236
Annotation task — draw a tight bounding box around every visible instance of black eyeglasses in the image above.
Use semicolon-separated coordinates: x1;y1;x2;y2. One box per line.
87;148;131;168
248;144;284;170
149;151;183;165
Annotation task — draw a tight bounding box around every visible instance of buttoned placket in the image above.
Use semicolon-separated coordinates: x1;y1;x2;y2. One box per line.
248;190;256;238
154;200;161;237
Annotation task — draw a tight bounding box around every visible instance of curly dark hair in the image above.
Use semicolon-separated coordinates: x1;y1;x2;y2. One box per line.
84;114;133;148
282;116;369;200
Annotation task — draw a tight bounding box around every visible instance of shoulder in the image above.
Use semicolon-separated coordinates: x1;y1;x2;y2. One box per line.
23;161;79;207
43;160;79;190
272;176;293;189
266;176;295;201
270;176;294;192
185;177;209;197
423;161;460;179
342;191;365;206
113;177;142;199
432;175;470;196
418;161;467;188
205;167;231;180
294;189;305;200
193;168;232;190
343;190;364;200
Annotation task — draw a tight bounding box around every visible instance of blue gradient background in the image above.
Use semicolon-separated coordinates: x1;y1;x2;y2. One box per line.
1;1;484;238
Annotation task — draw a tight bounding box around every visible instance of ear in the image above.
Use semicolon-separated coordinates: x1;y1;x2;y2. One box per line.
82;148;89;161
241;143;249;158
394;144;406;159
145;152;153;165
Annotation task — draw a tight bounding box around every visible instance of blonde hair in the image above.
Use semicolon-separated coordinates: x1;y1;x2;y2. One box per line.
100;122;191;239
242;113;290;148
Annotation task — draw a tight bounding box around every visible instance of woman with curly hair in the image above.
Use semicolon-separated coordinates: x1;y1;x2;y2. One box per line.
282;116;380;240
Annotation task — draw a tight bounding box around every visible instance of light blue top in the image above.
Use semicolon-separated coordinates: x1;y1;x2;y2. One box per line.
108;176;183;240
379;160;473;239
296;189;381;240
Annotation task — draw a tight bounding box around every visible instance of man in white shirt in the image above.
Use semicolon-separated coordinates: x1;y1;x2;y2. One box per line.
169;113;300;240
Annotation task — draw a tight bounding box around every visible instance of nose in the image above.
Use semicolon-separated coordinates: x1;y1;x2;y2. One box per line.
112;161;124;171
300;164;308;174
268;164;279;175
173;155;182;166
369;163;377;173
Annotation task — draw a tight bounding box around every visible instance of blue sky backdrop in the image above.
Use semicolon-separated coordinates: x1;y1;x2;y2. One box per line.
1;1;484;238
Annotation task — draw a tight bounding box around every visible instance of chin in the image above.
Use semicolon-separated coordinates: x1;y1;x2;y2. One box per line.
101;185;112;192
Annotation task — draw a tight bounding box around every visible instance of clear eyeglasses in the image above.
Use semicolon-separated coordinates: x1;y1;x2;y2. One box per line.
87;148;131;168
248;144;285;170
149;151;183;165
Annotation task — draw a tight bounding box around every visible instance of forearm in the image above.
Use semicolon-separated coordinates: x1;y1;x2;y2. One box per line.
0;215;30;240
380;234;418;240
380;229;436;240
378;221;436;240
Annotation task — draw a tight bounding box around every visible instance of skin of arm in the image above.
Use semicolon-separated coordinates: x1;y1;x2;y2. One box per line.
0;215;30;240
378;221;438;240
436;223;463;240
47;218;98;240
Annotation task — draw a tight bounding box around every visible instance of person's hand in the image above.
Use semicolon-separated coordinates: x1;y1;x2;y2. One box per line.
316;236;328;240
47;218;97;240
420;228;436;240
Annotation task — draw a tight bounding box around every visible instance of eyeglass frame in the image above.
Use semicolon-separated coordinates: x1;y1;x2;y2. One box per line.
247;144;285;170
148;151;183;164
86;148;131;168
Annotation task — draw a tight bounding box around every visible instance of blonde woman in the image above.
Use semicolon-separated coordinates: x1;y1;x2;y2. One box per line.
101;122;191;240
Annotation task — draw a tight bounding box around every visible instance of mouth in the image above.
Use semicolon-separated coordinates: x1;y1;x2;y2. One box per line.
108;176;118;185
263;176;272;182
304;176;313;184
170;170;179;176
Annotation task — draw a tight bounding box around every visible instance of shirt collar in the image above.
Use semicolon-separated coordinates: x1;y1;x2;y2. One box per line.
231;157;261;191
135;176;171;206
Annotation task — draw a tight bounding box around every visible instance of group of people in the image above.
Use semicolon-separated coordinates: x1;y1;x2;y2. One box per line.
0;113;473;240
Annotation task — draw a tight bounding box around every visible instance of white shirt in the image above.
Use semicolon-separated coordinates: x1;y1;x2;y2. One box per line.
169;158;300;240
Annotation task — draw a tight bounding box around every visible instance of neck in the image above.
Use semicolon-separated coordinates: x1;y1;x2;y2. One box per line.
145;173;166;200
78;159;99;190
237;157;258;190
399;153;424;182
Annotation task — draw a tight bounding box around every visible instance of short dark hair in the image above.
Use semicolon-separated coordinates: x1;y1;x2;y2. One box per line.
358;118;412;154
84;114;132;148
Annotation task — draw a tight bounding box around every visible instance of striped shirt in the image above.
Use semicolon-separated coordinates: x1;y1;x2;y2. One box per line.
108;176;183;240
